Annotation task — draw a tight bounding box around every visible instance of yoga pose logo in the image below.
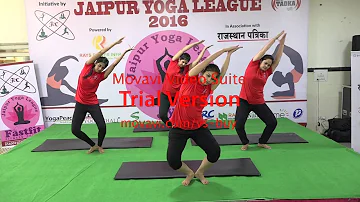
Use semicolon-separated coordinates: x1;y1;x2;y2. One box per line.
1;95;40;131
40;56;108;106
124;30;211;119
271;0;301;11
0;66;37;97
271;44;303;99
35;10;75;41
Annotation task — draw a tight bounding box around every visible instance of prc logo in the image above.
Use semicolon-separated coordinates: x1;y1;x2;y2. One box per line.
272;0;301;11
125;30;211;120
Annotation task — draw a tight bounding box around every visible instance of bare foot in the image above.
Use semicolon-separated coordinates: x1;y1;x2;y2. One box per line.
195;171;209;185
98;147;104;154
87;145;99;154
241;144;249;151
258;143;271;149
182;171;195;186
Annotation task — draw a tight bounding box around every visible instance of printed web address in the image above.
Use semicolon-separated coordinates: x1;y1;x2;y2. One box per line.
120;119;236;129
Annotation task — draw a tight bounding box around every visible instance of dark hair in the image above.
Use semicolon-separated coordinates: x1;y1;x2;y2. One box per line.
179;53;191;62
83;57;109;79
202;63;221;78
260;55;274;63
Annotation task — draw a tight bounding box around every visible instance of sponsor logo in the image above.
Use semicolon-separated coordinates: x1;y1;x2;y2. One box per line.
130;111;140;120
202;110;215;119
1;95;44;143
293;108;303;118
271;0;301;11
92;35;106;50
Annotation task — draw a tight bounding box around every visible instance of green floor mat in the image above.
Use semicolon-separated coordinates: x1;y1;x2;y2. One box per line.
1;118;360;202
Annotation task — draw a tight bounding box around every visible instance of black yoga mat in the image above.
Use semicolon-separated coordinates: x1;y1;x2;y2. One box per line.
191;133;308;146
114;158;260;180
32;137;153;152
133;122;229;132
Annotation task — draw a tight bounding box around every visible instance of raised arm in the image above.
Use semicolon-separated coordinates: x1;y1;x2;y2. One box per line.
271;33;286;71
252;31;284;61
188;45;239;77
189;45;213;69
211;46;241;91
104;46;134;79
86;37;125;65
172;40;204;61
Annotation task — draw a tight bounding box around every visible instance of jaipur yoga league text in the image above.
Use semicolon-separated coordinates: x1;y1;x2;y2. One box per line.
119;91;240;107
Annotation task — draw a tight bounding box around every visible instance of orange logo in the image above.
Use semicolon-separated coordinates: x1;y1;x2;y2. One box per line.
92;35;106;50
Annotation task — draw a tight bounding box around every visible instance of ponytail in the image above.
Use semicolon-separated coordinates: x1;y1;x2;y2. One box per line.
83;64;94;79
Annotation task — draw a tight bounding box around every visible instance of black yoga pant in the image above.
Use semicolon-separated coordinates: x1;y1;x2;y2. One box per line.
159;92;174;127
235;99;277;145
71;102;106;147
167;126;221;170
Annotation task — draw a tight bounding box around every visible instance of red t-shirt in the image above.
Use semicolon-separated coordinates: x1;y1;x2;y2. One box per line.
170;73;212;130
75;63;105;105
239;59;273;104
161;59;190;97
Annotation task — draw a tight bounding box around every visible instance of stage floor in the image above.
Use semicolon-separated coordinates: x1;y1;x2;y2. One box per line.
1;118;360;202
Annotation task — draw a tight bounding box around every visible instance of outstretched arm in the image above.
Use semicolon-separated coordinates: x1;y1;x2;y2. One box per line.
189;45;213;70
271;33;286;71
86;37;125;65
211;47;241;91
104;46;134;79
188;45;239;77
253;31;284;61
172;40;204;61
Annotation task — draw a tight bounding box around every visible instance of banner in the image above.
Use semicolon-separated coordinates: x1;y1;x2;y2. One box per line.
24;0;309;127
0;61;45;147
351;51;360;153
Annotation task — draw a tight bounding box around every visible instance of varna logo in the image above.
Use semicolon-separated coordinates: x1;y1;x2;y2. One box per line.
272;0;301;11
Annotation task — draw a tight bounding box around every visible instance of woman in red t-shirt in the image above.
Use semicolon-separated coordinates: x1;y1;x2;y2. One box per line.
235;31;287;151
167;45;241;186
71;37;133;154
159;40;212;127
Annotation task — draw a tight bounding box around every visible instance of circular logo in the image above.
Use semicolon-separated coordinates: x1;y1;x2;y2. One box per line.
1;95;40;131
125;30;211;119
293;108;303;118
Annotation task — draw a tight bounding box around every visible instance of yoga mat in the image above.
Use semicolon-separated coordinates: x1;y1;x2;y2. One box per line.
191;133;308;146
114;158;260;180
32;137;153;152
132;122;229;132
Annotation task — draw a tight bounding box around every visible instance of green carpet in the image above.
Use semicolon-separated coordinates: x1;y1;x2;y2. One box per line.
1;118;360;202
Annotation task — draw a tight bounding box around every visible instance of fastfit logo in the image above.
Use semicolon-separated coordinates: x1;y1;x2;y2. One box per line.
272;0;301;11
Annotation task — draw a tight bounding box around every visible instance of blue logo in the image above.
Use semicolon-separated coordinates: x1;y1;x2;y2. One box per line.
293;108;303;118
202;110;215;119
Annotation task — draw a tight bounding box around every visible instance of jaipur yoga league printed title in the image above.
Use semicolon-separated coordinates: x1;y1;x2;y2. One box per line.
74;0;263;28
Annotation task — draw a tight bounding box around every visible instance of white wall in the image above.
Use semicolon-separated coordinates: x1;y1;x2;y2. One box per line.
1;0;359;133
0;0;28;43
307;0;360;132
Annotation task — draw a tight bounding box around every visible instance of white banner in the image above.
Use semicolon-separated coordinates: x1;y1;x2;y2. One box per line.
24;0;309;126
351;51;360;153
0;61;45;147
